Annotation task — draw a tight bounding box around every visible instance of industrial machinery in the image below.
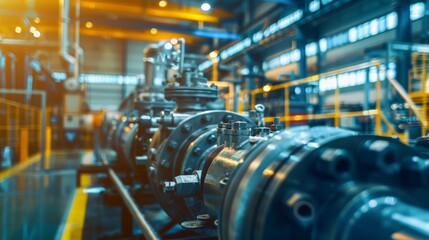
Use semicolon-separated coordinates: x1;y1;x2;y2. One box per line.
152;125;429;239
103;40;179;176
93;40;429;240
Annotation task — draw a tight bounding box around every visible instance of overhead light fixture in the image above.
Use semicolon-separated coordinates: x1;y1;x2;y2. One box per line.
30;26;36;33
164;42;173;50
159;0;167;7
170;38;178;45
15;26;22;33
33;31;41;38
34;17;40;24
263;84;272;92
201;2;211;12
209;50;218;59
150;28;158;34
85;21;93;28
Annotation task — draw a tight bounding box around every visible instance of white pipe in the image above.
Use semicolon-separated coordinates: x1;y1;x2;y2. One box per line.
59;0;76;74
74;0;80;79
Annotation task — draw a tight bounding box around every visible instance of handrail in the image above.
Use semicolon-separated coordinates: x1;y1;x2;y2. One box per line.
384;74;428;128
0;97;40;111
248;59;429;140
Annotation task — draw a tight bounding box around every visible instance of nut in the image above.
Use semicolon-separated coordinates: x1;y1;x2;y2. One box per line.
316;148;355;180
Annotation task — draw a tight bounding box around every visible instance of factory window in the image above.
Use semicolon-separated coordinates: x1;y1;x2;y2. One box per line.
52;72;138;85
369;67;378;82
198;59;213;71
386;12;398;30
305;42;318;57
370;19;379;36
349;27;358;43
378;16;387;33
411;2;425;21
309;0;321;12
319;38;328;53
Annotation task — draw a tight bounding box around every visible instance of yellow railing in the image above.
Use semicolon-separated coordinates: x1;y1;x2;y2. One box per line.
0;98;48;166
209;81;234;111
249;61;418;140
408;52;429;136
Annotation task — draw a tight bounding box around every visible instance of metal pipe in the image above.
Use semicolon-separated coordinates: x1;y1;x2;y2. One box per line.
143;44;163;91
73;0;81;79
99;153;161;240
59;0;76;73
178;38;185;75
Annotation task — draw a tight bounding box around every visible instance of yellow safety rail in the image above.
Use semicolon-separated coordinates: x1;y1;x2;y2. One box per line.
0;98;49;166
408;52;429;136
209;81;234;111
249;61;416;141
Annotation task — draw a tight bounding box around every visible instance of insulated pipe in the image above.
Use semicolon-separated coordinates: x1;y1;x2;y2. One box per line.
73;0;81;80
59;0;76;74
178;38;185;75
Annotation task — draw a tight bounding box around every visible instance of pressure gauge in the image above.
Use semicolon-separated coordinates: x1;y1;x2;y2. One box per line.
64;77;80;92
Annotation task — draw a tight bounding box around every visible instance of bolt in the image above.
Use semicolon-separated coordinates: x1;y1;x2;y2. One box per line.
282;192;316;226
192;147;202;156
233;121;247;130
316;148;355;180
163;181;176;193
161;159;170;168
255;104;265;113
182;124;192;133
168;140;178;151
202;115;213;123
207;134;216;144
197;214;210;222
174;173;200;196
362;140;401;174
223;114;233;123
185;168;193;174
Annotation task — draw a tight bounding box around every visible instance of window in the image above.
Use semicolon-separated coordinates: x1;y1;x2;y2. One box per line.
386;12;398;30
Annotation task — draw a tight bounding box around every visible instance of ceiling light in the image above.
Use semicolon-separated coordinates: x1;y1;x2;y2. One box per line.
164;42;173;50
209;50;218;59
30;26;36;33
263;84;272;92
159;0;167;7
33;31;41;38
34;17;40;24
150;28;158;34
170;38;178;45
85;21;93;28
201;2;211;12
15;26;22;33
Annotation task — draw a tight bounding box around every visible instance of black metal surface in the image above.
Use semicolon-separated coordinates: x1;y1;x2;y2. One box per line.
149;110;256;223
219;126;429;240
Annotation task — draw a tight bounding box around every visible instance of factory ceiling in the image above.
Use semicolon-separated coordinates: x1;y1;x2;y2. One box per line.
0;0;242;48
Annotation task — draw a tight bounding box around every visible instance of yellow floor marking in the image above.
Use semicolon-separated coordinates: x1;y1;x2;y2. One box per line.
62;151;94;239
61;188;89;240
0;153;41;182
80;151;94;187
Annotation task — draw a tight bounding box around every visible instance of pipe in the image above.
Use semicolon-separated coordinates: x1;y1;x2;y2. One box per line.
73;0;81;79
99;153;161;240
59;0;76;74
143;44;163;91
178;38;185;76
